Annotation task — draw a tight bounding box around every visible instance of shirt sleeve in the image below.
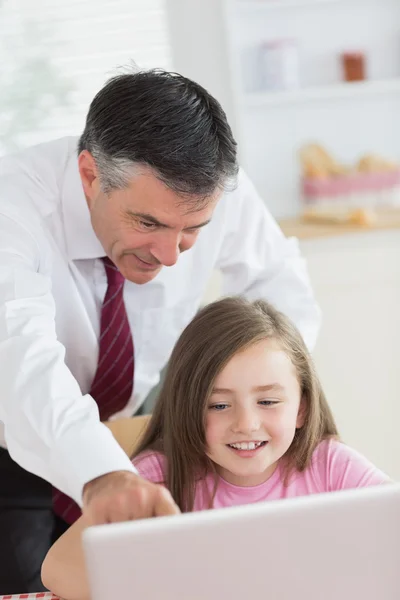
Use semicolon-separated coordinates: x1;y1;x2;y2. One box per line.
215;169;321;350
0;194;136;506
133;451;167;484
315;439;391;491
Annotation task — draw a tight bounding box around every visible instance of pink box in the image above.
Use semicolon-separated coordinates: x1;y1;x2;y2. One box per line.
302;170;400;208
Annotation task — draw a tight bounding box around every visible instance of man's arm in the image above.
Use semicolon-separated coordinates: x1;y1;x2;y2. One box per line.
216;169;321;350
0;207;137;504
0;202;179;525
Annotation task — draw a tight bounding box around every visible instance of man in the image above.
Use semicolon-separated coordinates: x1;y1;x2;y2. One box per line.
0;69;320;593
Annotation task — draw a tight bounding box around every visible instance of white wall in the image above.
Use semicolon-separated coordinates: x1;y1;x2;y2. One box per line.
166;0;242;148
305;230;400;480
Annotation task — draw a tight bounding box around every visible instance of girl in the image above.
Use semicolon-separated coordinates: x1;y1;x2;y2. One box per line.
42;297;390;600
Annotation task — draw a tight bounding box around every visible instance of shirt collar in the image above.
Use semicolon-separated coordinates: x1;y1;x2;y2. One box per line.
61;141;105;260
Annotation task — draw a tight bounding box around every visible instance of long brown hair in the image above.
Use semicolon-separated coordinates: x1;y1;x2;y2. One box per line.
132;297;338;512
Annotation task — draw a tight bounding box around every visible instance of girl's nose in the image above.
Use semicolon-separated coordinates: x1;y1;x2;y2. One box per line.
232;407;260;434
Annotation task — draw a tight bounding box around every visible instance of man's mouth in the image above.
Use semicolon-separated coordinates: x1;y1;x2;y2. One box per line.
132;254;160;269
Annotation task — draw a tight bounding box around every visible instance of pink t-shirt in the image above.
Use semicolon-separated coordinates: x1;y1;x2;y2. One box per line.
133;439;390;511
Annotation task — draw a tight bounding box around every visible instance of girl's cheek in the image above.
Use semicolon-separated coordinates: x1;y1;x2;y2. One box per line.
264;414;284;435
205;417;223;444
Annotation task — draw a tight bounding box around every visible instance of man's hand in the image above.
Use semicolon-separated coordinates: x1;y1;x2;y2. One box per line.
82;470;180;525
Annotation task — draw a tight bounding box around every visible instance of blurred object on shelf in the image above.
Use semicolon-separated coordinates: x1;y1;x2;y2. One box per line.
241;38;300;93
299;143;348;179
341;51;366;82
260;38;300;91
302;206;376;227
357;153;399;173
298;143;400;218
241;45;264;93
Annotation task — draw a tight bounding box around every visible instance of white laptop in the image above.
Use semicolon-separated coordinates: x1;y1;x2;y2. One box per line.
83;483;400;600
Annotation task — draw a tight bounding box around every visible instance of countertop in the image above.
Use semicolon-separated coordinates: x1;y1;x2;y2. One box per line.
278;209;400;240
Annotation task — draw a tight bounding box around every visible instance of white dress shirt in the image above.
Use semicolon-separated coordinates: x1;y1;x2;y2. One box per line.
0;137;320;505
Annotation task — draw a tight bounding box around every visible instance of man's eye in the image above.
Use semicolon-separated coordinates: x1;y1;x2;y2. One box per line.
139;221;156;230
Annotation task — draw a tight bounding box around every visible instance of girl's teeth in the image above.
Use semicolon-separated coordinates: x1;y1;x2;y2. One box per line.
230;441;263;450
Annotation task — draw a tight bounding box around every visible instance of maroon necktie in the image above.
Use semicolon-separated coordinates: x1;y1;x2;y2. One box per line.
52;256;134;523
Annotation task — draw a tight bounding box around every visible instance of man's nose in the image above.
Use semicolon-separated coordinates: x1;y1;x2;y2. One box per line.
151;231;181;267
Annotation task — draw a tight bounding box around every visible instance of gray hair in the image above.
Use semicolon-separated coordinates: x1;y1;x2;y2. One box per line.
79;69;238;200
88;149;142;194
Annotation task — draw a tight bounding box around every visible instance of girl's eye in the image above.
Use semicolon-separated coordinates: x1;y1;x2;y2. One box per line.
209;404;229;411
258;400;279;407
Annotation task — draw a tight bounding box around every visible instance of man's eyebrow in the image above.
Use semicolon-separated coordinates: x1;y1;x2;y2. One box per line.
184;219;211;231
127;211;211;230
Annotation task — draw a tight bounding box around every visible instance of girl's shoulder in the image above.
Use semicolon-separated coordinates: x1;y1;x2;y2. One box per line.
311;437;350;463
310;438;390;491
132;450;167;485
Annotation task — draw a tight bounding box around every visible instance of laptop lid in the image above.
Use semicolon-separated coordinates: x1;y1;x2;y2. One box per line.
83;483;400;600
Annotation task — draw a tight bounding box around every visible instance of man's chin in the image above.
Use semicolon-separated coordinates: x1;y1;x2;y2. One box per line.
126;266;162;285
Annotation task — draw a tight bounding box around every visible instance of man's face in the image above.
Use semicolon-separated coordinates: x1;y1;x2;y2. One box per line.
79;151;220;284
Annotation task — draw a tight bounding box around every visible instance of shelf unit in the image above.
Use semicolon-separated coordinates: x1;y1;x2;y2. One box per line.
222;0;400;218
243;77;400;107
237;0;345;10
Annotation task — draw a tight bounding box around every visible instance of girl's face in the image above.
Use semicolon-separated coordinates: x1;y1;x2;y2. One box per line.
205;339;304;486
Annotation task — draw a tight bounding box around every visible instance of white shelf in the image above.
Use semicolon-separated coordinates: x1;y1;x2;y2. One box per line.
236;0;344;10
243;78;400;108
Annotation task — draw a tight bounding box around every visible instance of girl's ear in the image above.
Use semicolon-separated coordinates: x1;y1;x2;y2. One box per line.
296;396;307;429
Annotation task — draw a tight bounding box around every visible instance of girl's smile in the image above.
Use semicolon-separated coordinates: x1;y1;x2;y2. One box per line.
226;440;268;458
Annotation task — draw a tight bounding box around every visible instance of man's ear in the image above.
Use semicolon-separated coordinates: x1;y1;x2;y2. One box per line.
296;396;307;429
78;150;100;207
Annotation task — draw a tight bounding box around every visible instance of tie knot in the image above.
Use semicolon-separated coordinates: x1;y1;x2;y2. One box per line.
102;256;125;287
